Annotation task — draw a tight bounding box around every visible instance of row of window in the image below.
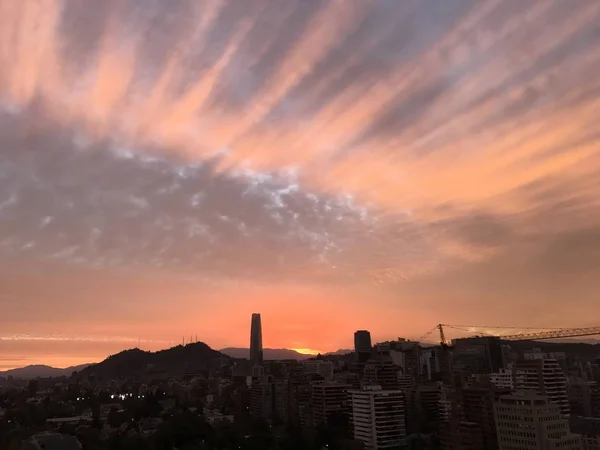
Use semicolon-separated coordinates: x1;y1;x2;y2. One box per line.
500;436;535;447
500;430;536;438
496;414;534;422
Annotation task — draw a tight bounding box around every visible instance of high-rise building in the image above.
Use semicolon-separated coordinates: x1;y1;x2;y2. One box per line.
355;330;372;363
421;345;452;382
494;393;582;450
569;417;600;450
303;360;334;380
248;379;285;423
397;374;414;391
363;355;400;390
406;385;442;435
458;421;484;450
568;376;600;418
249;381;274;421
439;420;484;450
453;336;504;374
312;383;351;426
514;358;570;417
376;339;423;379
250;313;263;366
460;386;513;450
283;366;313;428
349;385;407;450
490;368;515;390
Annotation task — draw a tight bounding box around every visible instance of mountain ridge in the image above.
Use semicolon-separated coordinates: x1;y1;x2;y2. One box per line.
79;342;228;378
218;347;355;359
0;363;92;379
219;347;313;360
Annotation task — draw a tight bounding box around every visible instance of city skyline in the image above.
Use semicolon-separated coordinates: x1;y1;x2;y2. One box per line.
2;0;600;370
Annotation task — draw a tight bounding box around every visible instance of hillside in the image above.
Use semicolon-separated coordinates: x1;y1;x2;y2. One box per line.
0;364;92;379
219;347;313;360
80;342;228;378
325;349;353;356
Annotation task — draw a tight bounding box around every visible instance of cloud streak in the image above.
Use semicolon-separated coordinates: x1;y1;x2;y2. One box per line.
1;0;600;361
0;335;169;344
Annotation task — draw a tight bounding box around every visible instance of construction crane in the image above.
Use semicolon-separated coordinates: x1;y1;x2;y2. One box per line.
419;324;600;345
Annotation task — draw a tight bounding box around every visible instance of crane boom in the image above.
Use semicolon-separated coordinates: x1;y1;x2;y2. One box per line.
500;326;600;341
421;324;600;344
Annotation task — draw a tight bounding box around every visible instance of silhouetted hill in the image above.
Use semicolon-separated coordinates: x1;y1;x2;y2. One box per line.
219;347;312;360
81;342;228;378
0;364;92;379
325;349;353;356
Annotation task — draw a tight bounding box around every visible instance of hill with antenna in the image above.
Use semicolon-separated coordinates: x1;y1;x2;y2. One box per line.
80;342;229;378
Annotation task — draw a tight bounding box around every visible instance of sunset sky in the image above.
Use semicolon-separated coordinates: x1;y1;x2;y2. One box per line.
1;0;600;370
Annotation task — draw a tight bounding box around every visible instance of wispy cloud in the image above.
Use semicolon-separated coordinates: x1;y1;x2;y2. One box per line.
1;0;599;356
0;334;169;344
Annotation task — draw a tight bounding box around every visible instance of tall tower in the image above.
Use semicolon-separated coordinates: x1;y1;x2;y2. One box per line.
250;313;263;365
354;330;372;363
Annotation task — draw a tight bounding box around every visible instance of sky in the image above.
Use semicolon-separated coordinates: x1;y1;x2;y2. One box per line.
1;0;600;369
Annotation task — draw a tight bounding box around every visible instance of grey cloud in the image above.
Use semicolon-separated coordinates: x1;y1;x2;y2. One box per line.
439;212;516;249
277;0;477;121
0;111;438;284
216;0;324;109
2;0;600;338
529;227;600;276
398;226;600;328
346;81;450;152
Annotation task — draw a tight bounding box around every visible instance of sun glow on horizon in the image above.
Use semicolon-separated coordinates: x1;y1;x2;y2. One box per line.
292;348;322;355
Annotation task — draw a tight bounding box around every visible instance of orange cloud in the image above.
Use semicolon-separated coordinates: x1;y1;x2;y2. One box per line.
2;0;600;366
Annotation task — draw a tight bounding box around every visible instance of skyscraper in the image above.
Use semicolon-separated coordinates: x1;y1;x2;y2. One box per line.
452;336;504;374
312;383;351;426
494;393;582;450
354;330;372;363
349;385;407;449
250;313;263;366
514;358;570;417
363;355;400;390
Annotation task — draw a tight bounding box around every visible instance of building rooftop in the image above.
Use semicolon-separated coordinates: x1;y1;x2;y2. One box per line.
19;433;81;450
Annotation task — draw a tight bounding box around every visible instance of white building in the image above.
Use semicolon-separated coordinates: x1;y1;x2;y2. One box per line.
349;385;406;450
515;359;570;417
494;393;582;450
303;360;334;380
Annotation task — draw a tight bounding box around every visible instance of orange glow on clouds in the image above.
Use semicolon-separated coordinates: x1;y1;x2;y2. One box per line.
1;0;600;368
